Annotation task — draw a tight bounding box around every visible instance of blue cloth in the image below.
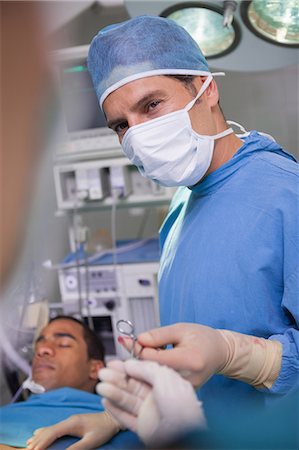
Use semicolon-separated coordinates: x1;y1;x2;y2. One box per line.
0;387;142;449
159;131;299;423
87;15;210;108
63;238;160;265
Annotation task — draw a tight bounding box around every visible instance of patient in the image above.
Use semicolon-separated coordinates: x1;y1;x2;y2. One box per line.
0;316;142;449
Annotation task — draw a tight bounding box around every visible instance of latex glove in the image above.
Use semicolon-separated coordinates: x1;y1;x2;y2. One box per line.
118;323;228;387
97;359;206;448
26;411;121;450
119;323;282;389
217;329;282;388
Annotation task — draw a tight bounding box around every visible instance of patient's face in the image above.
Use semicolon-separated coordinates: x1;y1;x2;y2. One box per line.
32;319;101;392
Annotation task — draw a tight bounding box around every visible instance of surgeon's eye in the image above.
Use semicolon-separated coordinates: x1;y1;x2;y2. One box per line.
146;100;161;112
115;121;128;136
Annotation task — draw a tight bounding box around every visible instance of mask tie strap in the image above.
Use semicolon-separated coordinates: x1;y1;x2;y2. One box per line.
185;72;225;112
228;120;276;142
227;120;249;138
210;127;234;140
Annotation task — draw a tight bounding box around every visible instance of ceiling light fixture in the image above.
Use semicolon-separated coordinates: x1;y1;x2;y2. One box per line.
241;0;299;47
161;2;241;58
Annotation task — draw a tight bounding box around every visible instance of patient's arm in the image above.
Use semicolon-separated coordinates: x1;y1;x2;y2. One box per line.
26;412;121;450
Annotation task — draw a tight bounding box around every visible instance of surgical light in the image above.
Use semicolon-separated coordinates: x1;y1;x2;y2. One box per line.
161;3;240;58
242;0;299;46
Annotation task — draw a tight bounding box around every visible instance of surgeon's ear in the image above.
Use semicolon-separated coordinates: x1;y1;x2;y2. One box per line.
206;79;220;108
89;359;105;380
197;76;219;108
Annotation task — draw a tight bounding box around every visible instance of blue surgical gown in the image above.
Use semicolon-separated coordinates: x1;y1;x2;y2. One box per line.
0;387;142;449
159;131;299;422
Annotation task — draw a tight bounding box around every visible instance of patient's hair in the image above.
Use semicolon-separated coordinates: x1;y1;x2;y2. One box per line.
49;315;105;361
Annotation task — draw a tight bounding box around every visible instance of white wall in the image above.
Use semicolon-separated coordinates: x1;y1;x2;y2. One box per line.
215;64;298;158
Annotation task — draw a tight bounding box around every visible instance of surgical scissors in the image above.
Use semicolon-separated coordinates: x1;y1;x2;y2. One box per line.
116;319;142;359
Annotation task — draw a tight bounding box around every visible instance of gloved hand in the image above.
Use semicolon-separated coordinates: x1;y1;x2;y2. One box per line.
119;323;282;389
26;411;121;450
97;359;206;448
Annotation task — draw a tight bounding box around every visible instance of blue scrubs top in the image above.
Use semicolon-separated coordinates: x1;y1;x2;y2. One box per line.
0;387;142;449
159;131;299;422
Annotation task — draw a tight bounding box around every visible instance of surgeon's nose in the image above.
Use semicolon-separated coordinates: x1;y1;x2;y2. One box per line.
129;114;148;128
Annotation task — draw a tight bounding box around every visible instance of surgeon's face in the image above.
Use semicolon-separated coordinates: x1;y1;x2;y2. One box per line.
32;319;103;392
103;75;217;142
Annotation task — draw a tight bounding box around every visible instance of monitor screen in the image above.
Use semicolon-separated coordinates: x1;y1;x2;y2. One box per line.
60;61;107;133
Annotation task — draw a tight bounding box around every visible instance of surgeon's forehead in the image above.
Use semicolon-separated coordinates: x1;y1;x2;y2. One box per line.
103;75;180;123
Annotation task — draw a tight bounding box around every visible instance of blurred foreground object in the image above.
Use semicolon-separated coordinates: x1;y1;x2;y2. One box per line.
0;2;49;288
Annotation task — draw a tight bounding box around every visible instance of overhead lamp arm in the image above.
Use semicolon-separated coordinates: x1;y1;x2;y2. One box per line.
223;0;238;28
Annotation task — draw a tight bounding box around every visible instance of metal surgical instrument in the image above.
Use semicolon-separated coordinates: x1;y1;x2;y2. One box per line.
116;319;142;359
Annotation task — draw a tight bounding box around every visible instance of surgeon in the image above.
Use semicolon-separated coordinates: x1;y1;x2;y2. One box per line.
87;14;299;425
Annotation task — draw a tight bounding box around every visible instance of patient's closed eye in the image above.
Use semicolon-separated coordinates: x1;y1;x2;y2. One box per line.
57;337;73;347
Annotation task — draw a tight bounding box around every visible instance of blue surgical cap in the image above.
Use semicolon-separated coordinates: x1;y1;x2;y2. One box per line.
87;15;210;109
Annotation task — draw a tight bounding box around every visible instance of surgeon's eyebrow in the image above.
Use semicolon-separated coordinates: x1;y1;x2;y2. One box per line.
35;332;78;343
107;89;166;130
131;90;166;112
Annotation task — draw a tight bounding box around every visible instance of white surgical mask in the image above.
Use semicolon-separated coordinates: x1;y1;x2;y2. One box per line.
122;73;233;187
